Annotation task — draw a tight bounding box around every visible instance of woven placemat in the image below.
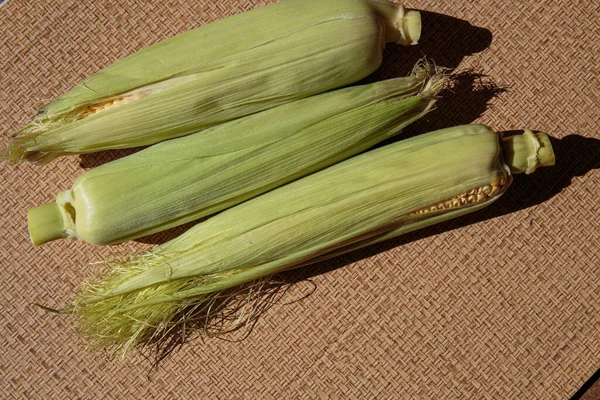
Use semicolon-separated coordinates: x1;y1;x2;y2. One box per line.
1;0;599;398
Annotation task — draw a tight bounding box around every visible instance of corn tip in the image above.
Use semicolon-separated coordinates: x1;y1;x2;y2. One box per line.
411;60;449;98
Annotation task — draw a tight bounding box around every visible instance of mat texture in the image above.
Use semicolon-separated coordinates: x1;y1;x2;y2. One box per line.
1;0;599;398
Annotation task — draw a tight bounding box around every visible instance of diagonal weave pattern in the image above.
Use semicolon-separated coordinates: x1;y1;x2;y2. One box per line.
1;0;599;398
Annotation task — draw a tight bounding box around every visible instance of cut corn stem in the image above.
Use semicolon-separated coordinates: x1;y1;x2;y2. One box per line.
27;203;68;245
501;129;555;174
71;125;554;352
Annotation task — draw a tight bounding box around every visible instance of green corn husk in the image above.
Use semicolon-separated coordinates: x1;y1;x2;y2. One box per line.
27;64;446;246
3;0;422;163
71;124;555;352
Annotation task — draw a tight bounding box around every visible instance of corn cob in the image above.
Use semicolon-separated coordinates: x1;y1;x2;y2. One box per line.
3;0;421;163
27;66;445;246
70;124;555;351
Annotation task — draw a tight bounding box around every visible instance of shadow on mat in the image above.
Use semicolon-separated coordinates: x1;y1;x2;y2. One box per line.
78;11;492;170
79;146;144;169
571;367;600;400
362;10;493;83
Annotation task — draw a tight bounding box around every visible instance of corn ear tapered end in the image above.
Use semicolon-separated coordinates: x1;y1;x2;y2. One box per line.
409;60;449;99
1;135;30;164
0;126;55;164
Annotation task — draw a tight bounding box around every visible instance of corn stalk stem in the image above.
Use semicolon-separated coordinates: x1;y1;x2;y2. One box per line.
27;203;68;245
501;130;555;175
368;0;421;45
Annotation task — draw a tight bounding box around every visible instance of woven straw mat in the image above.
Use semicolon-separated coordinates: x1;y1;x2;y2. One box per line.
1;0;599;398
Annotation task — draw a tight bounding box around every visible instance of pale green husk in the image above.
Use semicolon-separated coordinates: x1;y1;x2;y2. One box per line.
27;63;446;246
4;0;421;163
75;124;555;353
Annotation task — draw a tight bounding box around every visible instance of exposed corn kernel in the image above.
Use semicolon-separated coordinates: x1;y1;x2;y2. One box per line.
82;93;145;118
410;181;508;216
